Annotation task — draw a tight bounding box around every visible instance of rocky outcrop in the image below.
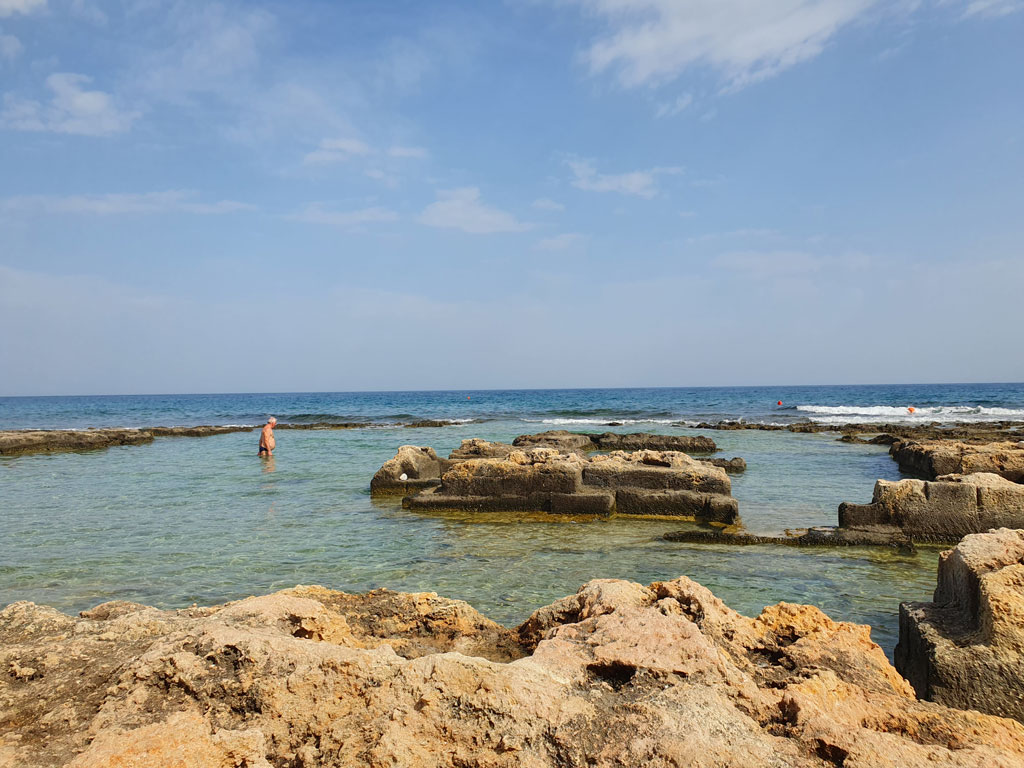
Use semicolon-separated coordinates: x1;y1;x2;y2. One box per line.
447;438;515;461
690;420;1024;442
839;473;1024;541
369;445;443;495
700;456;747;473
0;426;254;457
895;528;1024;724
890;440;1024;482
512;430;717;454
3;579;1024;767
664;525;916;552
406;448;737;521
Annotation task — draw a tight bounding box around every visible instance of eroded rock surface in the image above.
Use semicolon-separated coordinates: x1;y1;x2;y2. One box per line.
513;429;717;454
839;473;1024;541
369;445;443;495
896;528;1024;725
406;449;737;521
891;440;1024;482
3;579;1023;768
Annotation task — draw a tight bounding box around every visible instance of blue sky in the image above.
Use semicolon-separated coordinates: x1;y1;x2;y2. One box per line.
1;0;1022;395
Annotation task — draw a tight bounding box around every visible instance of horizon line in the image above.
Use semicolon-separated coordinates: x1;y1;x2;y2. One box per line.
1;380;1022;399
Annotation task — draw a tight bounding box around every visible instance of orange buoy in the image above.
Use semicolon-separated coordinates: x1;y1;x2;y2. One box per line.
907;406;915;414
467;396;471;400
777;400;783;406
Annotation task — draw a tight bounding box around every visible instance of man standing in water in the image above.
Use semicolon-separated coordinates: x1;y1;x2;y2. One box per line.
258;417;276;457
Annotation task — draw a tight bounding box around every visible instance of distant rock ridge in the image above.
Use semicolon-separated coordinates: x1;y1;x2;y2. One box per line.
3;575;1023;767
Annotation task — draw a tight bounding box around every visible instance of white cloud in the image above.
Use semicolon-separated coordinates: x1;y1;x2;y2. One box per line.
287;203;398;230
962;0;1024;17
568;159;682;198
535;233;586;251
0;31;21;61
712;249;823;277
1;73;140;136
532;197;565;212
0;0;45;17
139;5;274;99
0;190;254;216
418;187;531;234
655;93;693;118
303;137;373;166
388;145;428;158
576;0;879;90
364;168;399;187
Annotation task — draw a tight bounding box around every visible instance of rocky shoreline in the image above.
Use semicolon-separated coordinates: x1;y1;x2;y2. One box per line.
0;420;475;457
2;529;1022;767
3;419;1020;458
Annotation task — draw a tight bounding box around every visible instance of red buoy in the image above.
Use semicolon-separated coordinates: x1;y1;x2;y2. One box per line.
777;400;783;406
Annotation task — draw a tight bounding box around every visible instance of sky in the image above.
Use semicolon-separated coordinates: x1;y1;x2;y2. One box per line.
0;0;1022;395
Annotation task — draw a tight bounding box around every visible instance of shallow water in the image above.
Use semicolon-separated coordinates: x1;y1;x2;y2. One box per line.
0;416;948;655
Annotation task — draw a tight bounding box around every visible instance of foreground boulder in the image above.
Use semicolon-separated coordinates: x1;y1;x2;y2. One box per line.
370;445;443;494
895;528;1024;724
405;448;737;521
3;579;1023;768
891;440;1024;482
839;473;1024;541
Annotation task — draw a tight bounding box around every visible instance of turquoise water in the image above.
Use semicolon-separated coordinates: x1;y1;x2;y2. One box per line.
2;384;1022;654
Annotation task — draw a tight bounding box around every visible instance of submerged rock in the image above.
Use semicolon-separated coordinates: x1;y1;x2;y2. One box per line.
664;525;917;552
895;528;1024;725
2;579;1023;767
839;473;1024;541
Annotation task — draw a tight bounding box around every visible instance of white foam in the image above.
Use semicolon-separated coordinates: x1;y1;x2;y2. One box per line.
794;404;1024;424
538;417;678;426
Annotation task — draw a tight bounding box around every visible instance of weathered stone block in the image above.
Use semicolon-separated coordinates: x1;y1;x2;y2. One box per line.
371;445;442;495
616;489;738;522
549;492;615;516
895;528;1024;724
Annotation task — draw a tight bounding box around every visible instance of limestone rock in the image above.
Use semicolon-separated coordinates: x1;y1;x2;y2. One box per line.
511;430;718;454
3;579;1023;767
370;445;442;495
512;430;597;452
0;426;256;456
839;473;1024;541
895;528;1024;724
404;450;736;521
447;438;515;461
700;456;747;473
585;450;731;495
891;440;1024;482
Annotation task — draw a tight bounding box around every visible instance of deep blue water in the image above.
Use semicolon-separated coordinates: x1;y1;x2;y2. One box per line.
1;382;1022;430
1;383;1021;656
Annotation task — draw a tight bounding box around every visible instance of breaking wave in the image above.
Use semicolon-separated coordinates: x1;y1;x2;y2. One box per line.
795;404;1024;424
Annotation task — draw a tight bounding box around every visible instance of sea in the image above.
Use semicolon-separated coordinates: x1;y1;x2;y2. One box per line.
2;382;1022;656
